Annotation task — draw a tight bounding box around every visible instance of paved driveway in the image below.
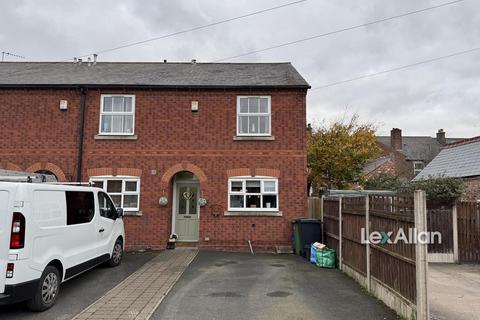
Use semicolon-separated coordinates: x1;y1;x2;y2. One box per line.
0;252;156;320
429;263;480;320
153;251;398;320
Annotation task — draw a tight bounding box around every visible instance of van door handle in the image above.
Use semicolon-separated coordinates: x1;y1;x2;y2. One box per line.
99;228;105;233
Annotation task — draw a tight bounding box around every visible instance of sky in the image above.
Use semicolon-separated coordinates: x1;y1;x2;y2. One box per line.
1;0;479;138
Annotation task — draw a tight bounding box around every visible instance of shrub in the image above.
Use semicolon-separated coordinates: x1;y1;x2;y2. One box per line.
365;174;465;206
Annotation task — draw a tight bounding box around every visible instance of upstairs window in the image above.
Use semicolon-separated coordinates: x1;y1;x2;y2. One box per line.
228;177;278;211
237;96;271;136
90;177;140;211
99;95;135;135
413;161;424;176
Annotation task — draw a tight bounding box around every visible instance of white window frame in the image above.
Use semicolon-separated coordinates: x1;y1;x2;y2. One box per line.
89;176;140;211
413;161;424;176
99;94;136;135
228;176;278;212
236;96;271;136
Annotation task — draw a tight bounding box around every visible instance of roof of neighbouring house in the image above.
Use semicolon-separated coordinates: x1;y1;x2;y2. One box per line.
376;136;463;163
413;136;480;180
0;62;310;88
363;155;392;175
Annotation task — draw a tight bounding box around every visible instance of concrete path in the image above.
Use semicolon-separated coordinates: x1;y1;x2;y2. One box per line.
72;249;197;320
429;263;480;320
152;251;398;320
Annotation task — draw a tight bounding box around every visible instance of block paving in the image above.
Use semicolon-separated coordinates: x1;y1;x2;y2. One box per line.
72;249;198;320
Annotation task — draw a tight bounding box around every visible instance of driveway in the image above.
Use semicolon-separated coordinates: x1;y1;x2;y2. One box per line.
152;251;398;320
0;251;157;320
429;263;480;320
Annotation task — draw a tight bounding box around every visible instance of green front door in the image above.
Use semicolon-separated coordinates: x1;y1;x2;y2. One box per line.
175;183;199;241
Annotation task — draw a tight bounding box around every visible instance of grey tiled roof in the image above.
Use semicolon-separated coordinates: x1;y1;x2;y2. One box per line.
414;139;480;180
364;155;391;175
0;62;310;88
377;136;463;162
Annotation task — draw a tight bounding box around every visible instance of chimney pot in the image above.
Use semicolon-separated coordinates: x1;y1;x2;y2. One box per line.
437;128;446;145
191;59;196;64
390;128;402;150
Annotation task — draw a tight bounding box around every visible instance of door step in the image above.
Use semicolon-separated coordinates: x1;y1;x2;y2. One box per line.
175;242;198;248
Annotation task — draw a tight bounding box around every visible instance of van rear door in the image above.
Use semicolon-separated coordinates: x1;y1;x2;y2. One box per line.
0;188;12;294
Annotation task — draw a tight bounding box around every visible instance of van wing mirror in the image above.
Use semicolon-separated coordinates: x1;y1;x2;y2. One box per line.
116;208;124;218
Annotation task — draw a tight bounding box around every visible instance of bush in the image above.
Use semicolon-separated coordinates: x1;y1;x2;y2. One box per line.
364;173;406;191
404;176;466;206
365;174;465;205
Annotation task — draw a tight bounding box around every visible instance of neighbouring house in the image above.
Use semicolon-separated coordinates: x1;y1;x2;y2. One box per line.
0;61;310;252
414;136;480;201
364;128;463;180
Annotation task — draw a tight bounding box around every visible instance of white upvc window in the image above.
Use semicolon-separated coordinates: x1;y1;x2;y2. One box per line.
237;96;271;136
99;94;135;135
413;161;425;176
228;177;278;212
90;176;140;211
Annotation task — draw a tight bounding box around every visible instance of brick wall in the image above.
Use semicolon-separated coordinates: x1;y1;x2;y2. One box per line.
462;176;480;201
0;87;307;252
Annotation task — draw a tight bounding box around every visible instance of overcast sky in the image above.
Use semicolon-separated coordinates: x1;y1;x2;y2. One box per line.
1;0;479;137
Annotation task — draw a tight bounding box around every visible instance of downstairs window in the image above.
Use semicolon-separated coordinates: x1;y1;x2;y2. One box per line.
228;177;278;211
90;176;140;211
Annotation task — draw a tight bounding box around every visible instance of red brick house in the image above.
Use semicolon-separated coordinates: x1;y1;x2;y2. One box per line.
0;61;309;252
365;128;463;180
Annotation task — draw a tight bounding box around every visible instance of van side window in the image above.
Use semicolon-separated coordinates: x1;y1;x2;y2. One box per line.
98;192;116;220
66;191;95;225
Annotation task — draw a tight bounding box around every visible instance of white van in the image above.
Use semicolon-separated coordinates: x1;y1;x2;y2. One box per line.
0;181;125;311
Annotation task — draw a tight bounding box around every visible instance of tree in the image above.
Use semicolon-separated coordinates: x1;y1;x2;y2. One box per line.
308;114;380;191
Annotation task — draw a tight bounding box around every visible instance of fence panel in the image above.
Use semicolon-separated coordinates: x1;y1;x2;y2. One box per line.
307;197;321;219
323;198;339;252
457;201;480;263
323;195;417;304
427;207;453;254
342;197;367;274
369;211;416;303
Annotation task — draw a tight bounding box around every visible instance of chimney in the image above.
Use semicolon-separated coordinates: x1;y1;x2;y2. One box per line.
437;129;446;145
390;128;402;150
93;54;98;65
191;59;196;65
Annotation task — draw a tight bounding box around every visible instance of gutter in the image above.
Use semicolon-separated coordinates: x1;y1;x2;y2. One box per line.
76;87;87;182
0;84;311;90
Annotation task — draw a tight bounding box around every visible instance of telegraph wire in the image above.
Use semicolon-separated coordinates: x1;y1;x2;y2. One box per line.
310;46;480;90
74;0;309;59
213;0;466;62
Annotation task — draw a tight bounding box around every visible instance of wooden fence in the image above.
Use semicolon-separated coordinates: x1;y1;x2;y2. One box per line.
457;201;480;263
322;193;428;319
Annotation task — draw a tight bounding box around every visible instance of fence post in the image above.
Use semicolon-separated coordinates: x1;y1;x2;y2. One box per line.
320;195;324;222
414;190;429;320
365;195;371;291
338;196;343;270
452;204;459;263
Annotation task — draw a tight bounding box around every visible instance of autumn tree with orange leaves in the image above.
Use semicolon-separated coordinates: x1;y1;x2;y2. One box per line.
307;114;380;192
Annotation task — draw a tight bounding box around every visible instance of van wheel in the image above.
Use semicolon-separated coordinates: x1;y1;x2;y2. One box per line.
27;266;60;311
108;239;123;267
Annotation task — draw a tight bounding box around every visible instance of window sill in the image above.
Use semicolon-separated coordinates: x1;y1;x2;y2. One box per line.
233;136;275;141
95;134;138;140
224;211;282;217
123;211;143;217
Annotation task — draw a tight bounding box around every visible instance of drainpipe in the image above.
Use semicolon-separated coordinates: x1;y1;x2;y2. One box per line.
76;87;87;182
